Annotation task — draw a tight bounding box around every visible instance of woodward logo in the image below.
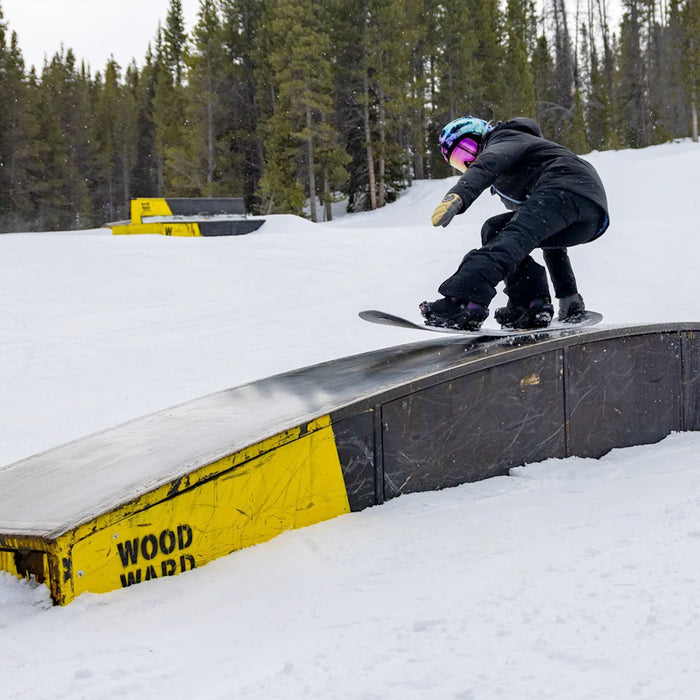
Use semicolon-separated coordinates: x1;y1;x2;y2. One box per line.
117;524;195;588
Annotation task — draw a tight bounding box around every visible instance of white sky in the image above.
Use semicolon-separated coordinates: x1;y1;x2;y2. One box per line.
3;0;201;72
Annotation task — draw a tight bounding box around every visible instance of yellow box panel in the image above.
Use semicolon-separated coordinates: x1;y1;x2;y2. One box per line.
0;550;20;577
110;222;202;237
110;223;160;235
68;423;349;598
0;549;50;583
160;222;201;237
130;198;173;224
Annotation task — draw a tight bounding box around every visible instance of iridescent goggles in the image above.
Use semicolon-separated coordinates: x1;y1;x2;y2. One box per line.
446;137;479;172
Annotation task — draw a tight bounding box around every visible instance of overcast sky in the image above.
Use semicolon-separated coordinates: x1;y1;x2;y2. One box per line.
3;0;201;72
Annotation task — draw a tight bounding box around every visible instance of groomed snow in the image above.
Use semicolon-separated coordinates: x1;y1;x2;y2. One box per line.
1;141;699;699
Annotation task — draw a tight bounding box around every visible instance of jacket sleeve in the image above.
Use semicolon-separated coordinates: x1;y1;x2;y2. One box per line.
447;131;530;210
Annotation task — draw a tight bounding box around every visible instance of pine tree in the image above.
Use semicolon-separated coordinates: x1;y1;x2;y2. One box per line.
427;0;481;181
153;3;190;194
4;0;696;228
642;0;674;143
366;0;418;207
682;0;700;140
128;52;160;197
585;38;613;149
548;0;579;143
169;0;230;196
617;0;652;146
472;0;507;119
323;0;368;212
421;2;444;179
0;19;38;230
163;0;188;87
431;0;506;164
569;86;590;152
596;0;619;147
663;0;689;138
360;0;378;211
406;0;434;181
502;0;537;117
31;50;93;230
92;59;138;221
220;0;268;211
579;0;616;151
0;7;11;225
258;0;346;220
532;33;558;137
433;0;477;122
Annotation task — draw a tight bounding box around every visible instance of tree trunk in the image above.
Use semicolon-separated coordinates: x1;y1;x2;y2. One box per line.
207;61;215;191
363;70;377;210
323;167;332;222
412;45;425;181
306;104;318;222
157;156;164;197
377;86;386;208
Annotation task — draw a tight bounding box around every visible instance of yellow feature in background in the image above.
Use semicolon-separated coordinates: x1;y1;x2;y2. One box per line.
130;198;173;224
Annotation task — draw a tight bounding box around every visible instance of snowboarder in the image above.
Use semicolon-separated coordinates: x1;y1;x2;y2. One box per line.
420;116;609;331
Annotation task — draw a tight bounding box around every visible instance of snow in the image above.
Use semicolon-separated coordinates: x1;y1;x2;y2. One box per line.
1;140;700;698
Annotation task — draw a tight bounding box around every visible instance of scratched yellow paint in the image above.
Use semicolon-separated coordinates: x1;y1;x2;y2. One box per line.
67;419;349;599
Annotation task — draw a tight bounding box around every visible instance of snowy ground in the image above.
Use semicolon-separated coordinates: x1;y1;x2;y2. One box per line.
1;141;700;699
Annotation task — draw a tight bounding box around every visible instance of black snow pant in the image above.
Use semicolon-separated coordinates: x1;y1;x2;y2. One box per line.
438;190;608;307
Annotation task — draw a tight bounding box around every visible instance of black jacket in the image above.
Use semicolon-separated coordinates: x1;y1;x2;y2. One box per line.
448;118;609;214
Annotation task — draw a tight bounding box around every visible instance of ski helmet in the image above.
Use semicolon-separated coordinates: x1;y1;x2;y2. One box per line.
438;116;493;172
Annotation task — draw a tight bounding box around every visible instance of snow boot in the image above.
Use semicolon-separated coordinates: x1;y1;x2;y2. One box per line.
495;297;554;329
419;296;489;331
558;293;585;321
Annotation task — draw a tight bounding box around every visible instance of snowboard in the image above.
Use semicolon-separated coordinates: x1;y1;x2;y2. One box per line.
359;308;603;338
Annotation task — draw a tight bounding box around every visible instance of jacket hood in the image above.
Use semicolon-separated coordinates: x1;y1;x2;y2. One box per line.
493;117;543;138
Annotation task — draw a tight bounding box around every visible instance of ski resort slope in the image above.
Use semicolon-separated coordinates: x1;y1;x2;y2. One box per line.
1;141;700;699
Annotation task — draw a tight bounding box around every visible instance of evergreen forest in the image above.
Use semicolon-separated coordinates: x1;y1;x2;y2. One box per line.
0;0;698;232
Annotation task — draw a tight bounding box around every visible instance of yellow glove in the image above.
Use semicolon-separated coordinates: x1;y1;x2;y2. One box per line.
431;193;464;227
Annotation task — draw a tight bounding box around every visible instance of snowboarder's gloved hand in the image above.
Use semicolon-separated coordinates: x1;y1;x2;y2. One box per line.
431;193;464;227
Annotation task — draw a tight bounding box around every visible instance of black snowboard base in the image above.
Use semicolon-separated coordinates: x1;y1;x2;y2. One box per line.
359;309;603;337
